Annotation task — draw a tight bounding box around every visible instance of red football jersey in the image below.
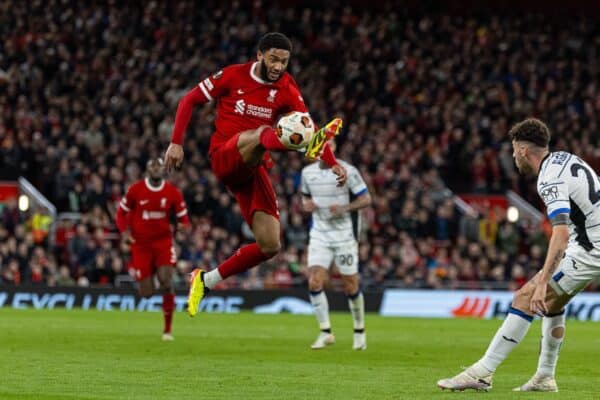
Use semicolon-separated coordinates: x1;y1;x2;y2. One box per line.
196;62;308;152
117;178;189;243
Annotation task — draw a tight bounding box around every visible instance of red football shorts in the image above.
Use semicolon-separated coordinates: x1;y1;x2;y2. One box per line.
130;237;176;281
210;133;279;225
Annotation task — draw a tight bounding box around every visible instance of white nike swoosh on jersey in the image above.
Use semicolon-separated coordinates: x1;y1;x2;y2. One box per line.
237;89;244;94
140;200;149;205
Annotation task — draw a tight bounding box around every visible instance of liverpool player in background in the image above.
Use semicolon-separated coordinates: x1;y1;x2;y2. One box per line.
116;157;190;340
164;32;346;316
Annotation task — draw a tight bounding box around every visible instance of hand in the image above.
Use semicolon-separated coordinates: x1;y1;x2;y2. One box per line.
123;232;135;245
331;164;347;187
303;199;317;213
329;204;346;217
530;283;548;316
164;143;184;173
177;222;191;235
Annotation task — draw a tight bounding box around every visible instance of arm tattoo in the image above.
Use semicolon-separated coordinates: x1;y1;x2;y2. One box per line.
548;248;565;276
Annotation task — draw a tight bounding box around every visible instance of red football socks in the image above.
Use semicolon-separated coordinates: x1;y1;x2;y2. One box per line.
259;127;287;151
162;293;175;334
217;243;271;279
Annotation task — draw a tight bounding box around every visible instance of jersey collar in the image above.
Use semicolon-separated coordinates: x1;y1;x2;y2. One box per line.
144;178;165;192
538;152;552;175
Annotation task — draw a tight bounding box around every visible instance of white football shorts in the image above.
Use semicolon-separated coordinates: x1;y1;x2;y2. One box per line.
549;254;600;296
307;239;358;275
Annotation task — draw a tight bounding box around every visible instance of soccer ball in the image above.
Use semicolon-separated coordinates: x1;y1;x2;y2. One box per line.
276;111;314;150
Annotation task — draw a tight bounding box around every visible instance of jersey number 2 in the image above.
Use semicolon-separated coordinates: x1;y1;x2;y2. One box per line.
570;164;600;204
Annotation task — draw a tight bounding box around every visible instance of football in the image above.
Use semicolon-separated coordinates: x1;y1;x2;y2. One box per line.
276;111;314;150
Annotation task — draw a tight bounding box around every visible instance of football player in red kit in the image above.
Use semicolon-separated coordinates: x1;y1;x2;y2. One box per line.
116;157;190;340
164;32;346;316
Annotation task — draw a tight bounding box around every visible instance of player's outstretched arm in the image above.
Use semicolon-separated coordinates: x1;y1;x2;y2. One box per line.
165;87;206;172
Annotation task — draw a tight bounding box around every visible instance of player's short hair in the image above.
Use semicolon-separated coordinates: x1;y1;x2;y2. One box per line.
258;32;292;53
508;118;551;148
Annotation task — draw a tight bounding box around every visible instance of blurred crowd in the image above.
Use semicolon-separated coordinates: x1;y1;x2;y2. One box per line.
1;1;599;291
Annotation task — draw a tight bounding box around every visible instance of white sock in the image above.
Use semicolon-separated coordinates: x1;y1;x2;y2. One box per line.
309;290;331;330
347;291;365;331
203;269;222;290
475;308;533;373
537;312;565;377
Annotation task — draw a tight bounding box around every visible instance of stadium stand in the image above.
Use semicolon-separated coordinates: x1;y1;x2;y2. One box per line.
1;1;599;290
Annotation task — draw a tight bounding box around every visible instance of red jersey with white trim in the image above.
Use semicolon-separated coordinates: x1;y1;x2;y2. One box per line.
196;62;308;153
118;179;188;243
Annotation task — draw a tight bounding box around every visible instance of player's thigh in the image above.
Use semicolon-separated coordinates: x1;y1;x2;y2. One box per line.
210;133;255;186
333;241;359;276
130;243;154;282
546;255;599;312
232;166;279;229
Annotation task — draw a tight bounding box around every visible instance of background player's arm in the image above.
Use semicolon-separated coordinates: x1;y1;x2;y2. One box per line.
330;166;371;216
302;195;317;213
172;187;191;234
115;187;136;244
300;170;317;212
329;192;372;217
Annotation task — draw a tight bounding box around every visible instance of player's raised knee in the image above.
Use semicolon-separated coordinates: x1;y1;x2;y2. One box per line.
256;237;281;257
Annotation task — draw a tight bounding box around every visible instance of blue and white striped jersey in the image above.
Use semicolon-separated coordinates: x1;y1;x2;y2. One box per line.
537;151;600;264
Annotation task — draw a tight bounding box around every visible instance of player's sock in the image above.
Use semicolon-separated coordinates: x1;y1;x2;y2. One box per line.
536;311;565;377
207;243;270;288
309;290;331;330
162;293;175;334
203;268;222;290
474;307;533;373
259;126;287;151
347;291;365;331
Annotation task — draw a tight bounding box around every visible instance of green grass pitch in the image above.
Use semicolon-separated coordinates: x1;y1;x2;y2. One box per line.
0;309;598;399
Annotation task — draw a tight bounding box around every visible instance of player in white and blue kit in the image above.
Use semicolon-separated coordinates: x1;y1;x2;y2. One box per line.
439;118;600;392
301;145;371;350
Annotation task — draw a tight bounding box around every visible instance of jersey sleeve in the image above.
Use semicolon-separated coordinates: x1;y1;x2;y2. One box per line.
116;185;136;233
119;185;136;213
171;186;190;225
538;179;571;222
197;66;233;102
347;166;368;196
